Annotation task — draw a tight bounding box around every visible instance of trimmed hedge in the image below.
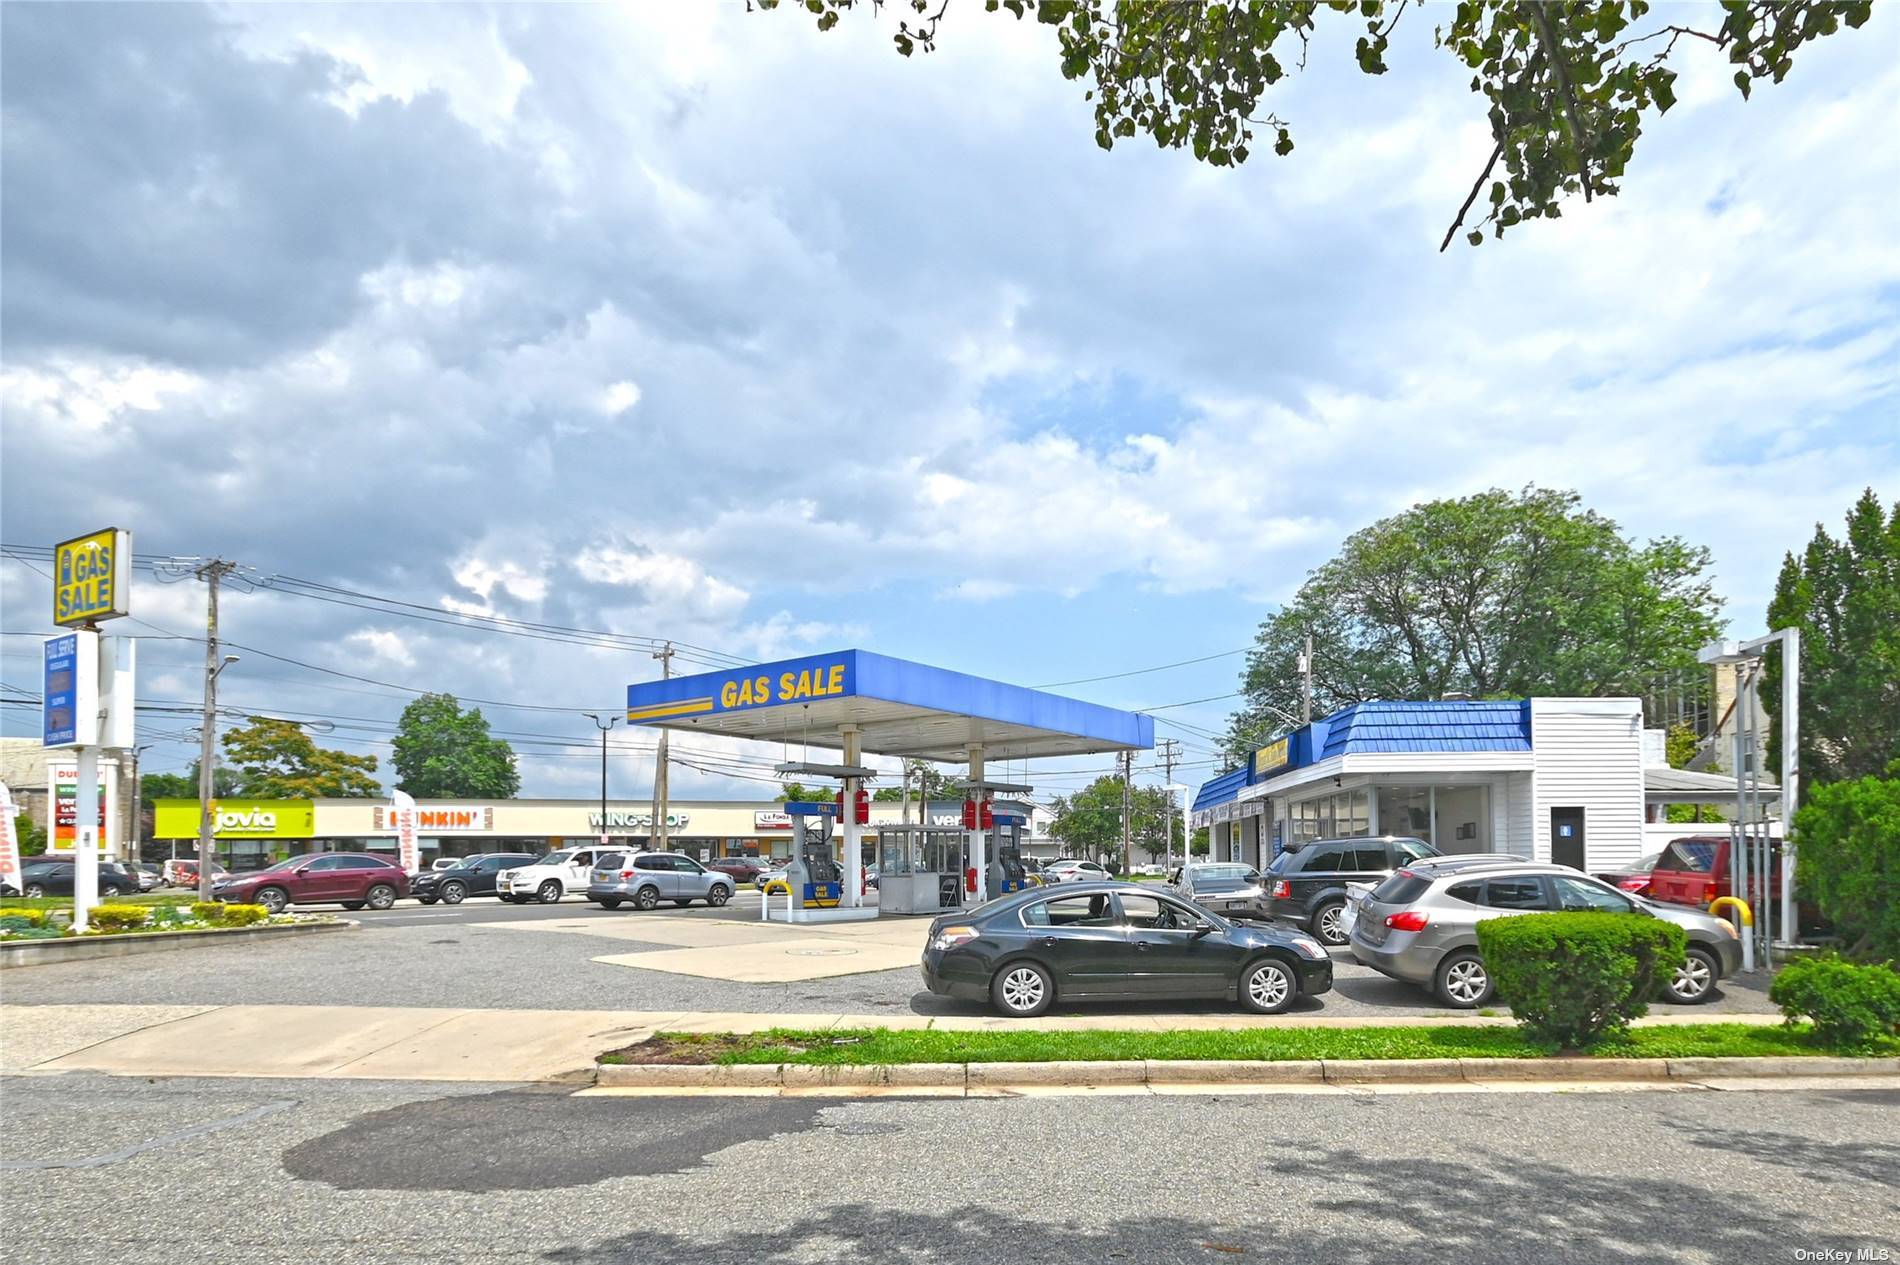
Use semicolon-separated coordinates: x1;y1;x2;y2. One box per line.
0;909;48;929
1770;957;1900;1049
216;904;269;927
1476;912;1687;1050
86;905;150;931
190;902;226;923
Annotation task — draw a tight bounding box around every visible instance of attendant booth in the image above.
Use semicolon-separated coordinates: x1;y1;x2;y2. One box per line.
624;649;1151;922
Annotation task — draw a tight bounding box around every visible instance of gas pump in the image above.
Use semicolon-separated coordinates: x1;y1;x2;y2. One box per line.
987;809;1028;895
784;802;841;909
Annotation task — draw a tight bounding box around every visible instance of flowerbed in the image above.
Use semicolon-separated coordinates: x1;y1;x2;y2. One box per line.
0;902;319;940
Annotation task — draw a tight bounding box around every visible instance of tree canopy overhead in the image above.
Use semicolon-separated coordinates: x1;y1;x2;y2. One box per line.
390;694;522;800
1226;486;1722;756
221;717;383;799
761;0;1874;248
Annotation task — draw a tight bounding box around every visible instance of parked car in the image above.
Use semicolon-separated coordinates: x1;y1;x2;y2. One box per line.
496;847;617;904
758;867;791;897
1348;855;1742;1008
411;853;539;905
429;857;468;872
1043;859;1113;883
17;859;142;898
163;859;227;887
1168;863;1272;920
212;853;409;913
127;862;164;891
1263;836;1440;946
922;881;1333;1017
707;857;766;885
587;851;734;911
1594;850;1666;896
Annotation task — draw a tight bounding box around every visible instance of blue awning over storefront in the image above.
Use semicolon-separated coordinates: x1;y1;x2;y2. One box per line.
1191;765;1249;815
1317;700;1532;757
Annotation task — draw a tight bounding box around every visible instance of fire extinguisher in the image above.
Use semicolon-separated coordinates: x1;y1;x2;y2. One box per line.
853;788;870;825
833;791;844;816
978;798;994;830
961;798;977;829
965;866;977;894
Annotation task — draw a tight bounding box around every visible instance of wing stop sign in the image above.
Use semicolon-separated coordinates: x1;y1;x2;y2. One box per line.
54;528;131;626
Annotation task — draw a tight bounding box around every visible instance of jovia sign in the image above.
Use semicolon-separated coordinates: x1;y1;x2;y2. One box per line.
53;528;131;626
152;799;316;839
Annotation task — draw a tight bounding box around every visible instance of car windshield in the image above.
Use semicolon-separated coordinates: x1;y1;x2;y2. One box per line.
1370;869;1433;905
531;851;575;867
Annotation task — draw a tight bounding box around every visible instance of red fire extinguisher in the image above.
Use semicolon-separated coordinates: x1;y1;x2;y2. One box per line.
961;798;977;829
965;866;977;894
978;798;994;829
853;788;870;825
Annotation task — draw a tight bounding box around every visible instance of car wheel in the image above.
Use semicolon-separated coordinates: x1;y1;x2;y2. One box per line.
991;961;1054;1018
417;897;439;906
634;885;660;911
1240;957;1298;1014
1664;946;1719;1005
341;902;366;911
103;884;124;897
708;885;731;907
25;883;46;899
1312;900;1349;946
366;884;398;911
1435;951;1494;1008
440;882;466;905
596;897;622;910
535;881;562;904
255;886;290;914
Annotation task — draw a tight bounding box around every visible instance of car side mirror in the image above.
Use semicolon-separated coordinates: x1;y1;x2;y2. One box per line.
1191;924;1215;940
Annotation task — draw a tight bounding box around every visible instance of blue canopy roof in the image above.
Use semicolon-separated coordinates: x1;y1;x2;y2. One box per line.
1318;700;1532;758
625;649;1152;762
1191;765;1249;814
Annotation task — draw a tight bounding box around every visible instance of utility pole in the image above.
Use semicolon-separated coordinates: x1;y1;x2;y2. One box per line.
1118;750;1132;877
649;642;673;851
1156;738;1181;871
583;713;617;847
1301;630;1314;724
195;560;237;903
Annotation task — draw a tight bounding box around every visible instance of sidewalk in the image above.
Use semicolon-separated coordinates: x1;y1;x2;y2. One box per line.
0;1003;1789;1084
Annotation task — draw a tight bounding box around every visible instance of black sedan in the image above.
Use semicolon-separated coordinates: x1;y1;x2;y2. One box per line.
17;860;141;898
921;882;1333;1017
411;853;538;905
1168;863;1273;920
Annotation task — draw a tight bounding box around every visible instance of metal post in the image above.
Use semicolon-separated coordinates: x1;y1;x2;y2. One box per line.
584;714;616;848
650;643;673;850
1778;627;1800;945
966;744;986;905
73;745;99;931
1730;664;1754;973
195;560;235;904
840;724;862;909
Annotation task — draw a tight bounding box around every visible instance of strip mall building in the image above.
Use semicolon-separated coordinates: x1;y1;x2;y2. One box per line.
147;798;1056;869
1191;698;1761;874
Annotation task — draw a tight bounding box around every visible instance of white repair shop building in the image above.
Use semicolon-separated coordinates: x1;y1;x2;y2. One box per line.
1195;698;1652;873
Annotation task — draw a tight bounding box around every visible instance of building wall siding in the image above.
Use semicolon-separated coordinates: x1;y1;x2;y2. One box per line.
1504;771;1535;856
1530;698;1645;869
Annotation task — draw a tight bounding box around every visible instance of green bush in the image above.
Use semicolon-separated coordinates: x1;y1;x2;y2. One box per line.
190;902;226;923
1475;912;1687;1050
4;926;64;941
216;904;269;927
0;909;47;929
86;905;150;932
1769;957;1900;1049
1793;772;1900;960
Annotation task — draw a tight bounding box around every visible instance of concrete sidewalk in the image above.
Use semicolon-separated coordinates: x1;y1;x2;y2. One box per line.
0;1003;1789;1084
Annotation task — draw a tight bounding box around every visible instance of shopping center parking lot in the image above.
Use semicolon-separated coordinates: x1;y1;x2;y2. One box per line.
1;892;1779;1019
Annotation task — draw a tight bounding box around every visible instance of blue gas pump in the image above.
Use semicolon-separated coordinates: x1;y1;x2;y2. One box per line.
784;802;841;908
988;811;1028;895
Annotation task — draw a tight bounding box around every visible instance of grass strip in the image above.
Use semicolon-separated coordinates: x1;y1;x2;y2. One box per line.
601;1023;1896;1067
1;895;197;910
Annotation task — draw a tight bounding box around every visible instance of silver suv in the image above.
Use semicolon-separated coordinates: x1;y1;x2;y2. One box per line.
587;851;734;911
1349;855;1743;1009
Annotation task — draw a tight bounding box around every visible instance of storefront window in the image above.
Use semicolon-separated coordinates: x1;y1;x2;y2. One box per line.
1375;784;1491;854
1289;789;1370;842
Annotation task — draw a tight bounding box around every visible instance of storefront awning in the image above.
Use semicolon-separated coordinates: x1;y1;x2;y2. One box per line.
1645;766;1780;807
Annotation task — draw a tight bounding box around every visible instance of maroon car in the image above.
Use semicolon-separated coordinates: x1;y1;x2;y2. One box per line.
212;853;409;913
707;857;766;884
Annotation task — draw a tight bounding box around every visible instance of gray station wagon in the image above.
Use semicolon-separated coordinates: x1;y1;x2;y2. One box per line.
587;851;734;911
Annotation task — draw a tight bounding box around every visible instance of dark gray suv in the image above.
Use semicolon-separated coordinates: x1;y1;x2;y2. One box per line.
1264;836;1438;945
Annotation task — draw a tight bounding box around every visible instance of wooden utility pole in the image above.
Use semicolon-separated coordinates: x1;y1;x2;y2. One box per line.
1156;738;1182;870
1301;630;1314;723
1118;750;1132;876
649;642;673;850
195;560;236;903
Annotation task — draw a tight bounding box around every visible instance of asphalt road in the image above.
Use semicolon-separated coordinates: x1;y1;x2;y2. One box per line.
3;1073;1895;1264
4;891;1780;1019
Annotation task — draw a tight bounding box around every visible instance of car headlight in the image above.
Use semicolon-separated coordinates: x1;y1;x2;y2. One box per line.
1287;935;1329;960
1715;917;1740;940
931;926;978;952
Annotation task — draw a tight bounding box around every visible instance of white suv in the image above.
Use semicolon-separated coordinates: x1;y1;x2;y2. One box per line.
497;848;614;904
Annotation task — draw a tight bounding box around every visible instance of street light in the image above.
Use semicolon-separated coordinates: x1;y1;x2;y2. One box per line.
582;713;618;847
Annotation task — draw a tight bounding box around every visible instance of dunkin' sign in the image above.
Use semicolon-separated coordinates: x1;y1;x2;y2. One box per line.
370;806;495;833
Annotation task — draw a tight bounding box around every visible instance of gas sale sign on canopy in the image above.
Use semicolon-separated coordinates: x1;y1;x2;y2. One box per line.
53;528;131;625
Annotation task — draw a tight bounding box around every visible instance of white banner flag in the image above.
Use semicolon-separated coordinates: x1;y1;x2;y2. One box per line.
0;782;23;896
392;789;420;874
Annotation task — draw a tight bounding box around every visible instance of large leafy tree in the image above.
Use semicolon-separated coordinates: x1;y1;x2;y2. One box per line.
141;766;238;804
390;694;521;799
1049;777;1178;865
222;718;383;798
872;765;965;801
1763;488;1900;791
762;0;1874;248
1226;487;1722;757
1790;765;1900;960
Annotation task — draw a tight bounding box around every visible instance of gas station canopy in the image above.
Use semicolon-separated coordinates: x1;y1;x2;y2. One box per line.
624;649;1152;762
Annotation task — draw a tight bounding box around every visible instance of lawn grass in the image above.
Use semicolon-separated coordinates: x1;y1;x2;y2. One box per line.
602;1022;1896;1067
1;894;196;911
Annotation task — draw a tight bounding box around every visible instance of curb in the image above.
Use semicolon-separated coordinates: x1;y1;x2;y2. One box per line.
595;1054;1900;1090
0;919;350;969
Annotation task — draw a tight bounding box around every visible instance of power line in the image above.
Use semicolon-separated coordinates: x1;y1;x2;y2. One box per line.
1034;647;1249;689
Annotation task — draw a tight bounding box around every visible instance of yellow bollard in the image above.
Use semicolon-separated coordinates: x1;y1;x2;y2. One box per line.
1708;895;1753;926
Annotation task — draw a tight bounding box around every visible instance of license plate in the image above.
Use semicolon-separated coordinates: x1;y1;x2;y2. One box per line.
1340;904;1357;937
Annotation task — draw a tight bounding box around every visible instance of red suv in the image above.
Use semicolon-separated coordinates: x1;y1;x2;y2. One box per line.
213;853;409;913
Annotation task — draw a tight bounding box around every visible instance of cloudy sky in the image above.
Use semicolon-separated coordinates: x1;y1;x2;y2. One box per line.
3;2;1895;801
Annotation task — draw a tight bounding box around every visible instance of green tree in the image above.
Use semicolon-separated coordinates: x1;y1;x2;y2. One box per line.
222;718;382;798
765;0;1872;249
1763;489;1900;793
16;813;48;857
778;782;824;803
1791;766;1900;960
141;765;238;805
872;764;965;802
1226;487;1722;758
1663;722;1722;825
1049;776;1124;861
389;694;521;799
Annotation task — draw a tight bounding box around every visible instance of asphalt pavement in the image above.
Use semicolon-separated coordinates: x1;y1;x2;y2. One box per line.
3;1072;1894;1264
3;891;1779;1019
